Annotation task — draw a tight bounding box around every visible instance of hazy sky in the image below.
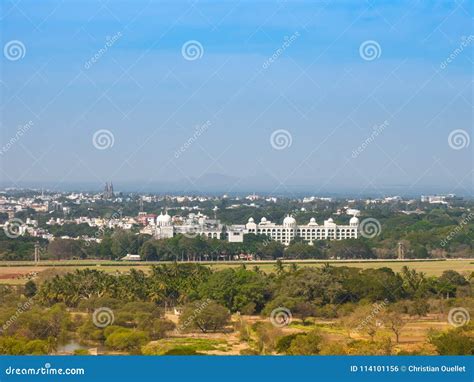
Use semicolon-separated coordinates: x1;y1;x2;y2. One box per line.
0;0;472;195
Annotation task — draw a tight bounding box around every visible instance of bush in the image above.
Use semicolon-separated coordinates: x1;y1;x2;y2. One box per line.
239;348;259;355
408;299;430;317
163;348;204;355
73;349;90;355
287;329;323;355
78;320;104;342
276;333;303;354
253;322;283;354
235;319;252;342
346;336;393;355
142;338;226;355
146;319;176;340
0;337;50;355
429;326;474;355
104;329;149;353
24;280;37;298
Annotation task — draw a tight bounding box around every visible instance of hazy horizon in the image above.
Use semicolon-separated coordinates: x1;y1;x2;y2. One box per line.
1;175;472;199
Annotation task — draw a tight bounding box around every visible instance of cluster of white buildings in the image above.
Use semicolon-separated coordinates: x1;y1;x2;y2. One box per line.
421;194;460;205
140;210;359;245
46;216;136;230
242;215;359;245
140;211;225;240
0;195;49;218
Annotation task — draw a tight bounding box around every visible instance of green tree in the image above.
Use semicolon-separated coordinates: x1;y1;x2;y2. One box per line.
178;300;230;333
198;268;269;312
140;241;158;261
24;280;37;298
285;242;323;259
328;239;375;259
256;241;284;260
274;259;285;275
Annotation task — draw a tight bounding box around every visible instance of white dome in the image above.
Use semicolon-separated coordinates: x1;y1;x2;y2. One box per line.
350;216;359;225
157;211;171;226
283;215;296;227
260;217;267;223
248;217;254;223
327;217;334;223
310;217;316;223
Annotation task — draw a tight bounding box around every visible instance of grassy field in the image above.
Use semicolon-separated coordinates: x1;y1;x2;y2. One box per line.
0;259;472;285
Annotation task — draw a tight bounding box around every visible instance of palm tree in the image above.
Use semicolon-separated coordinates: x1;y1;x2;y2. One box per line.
274;259;285;275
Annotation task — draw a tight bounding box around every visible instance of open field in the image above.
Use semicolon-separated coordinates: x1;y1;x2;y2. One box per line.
57;312;453;355
0;259;472;285
139;313;453;355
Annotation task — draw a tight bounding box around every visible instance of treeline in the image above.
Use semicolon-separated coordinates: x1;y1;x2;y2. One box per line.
38;265;471;312
0;233;47;261
366;209;474;258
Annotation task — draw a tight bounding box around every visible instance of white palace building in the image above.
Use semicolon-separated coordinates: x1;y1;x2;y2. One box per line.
243;215;359;245
144;211;359;246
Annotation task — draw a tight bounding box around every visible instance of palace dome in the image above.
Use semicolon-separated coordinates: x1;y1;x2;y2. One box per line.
157;211;171;226
350;216;359;225
283;215;296;227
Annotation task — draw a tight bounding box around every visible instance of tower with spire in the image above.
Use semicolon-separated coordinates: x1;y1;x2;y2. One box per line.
103;182;114;199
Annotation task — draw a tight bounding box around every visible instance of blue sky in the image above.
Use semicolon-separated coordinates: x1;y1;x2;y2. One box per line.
0;0;472;196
